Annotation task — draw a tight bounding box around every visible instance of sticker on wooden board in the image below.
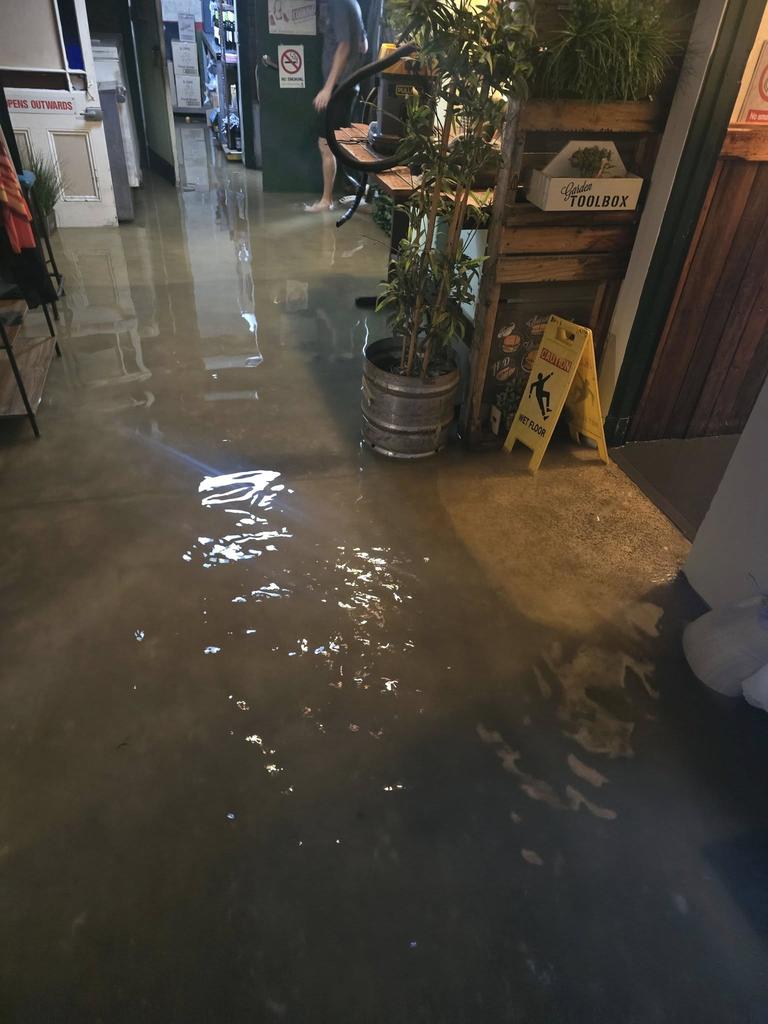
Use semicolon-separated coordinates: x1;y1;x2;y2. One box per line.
503;315;608;472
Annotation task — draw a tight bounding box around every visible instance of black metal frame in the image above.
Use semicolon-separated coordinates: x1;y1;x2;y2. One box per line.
0;88;62;438
20;182;64;320
0;316;40;438
0;296;62;438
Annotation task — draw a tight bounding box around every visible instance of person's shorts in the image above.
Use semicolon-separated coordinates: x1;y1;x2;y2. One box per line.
317;86;359;139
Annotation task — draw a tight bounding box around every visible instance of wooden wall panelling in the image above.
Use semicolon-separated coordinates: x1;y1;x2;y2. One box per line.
707;294;768;433
721;126;768;160
665;160;767;436
628;159;757;440
627;160;726;440
728;320;768;433
687;162;768;435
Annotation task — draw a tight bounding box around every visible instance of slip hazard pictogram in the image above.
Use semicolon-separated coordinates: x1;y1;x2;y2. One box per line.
278;44;305;88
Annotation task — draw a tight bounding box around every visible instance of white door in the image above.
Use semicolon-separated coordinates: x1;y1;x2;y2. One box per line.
5;0;117;227
9;89;118;228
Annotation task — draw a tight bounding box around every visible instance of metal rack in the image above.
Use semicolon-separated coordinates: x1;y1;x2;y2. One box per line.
0;297;60;438
211;0;243;161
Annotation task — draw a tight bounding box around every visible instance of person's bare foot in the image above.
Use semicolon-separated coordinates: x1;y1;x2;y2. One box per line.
304;200;335;213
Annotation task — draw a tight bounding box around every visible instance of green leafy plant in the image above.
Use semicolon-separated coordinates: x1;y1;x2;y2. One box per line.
537;0;674;103
377;0;536;378
372;189;393;235
27;148;66;220
570;145;614;177
382;0;411;39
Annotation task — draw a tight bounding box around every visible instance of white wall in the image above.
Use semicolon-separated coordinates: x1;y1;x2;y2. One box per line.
0;0;65;71
685;376;768;608
597;0;729;413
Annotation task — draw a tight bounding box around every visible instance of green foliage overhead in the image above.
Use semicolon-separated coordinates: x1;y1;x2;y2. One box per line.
537;0;675;103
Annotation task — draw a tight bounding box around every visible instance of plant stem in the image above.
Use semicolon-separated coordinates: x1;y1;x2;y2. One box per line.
422;83;490;379
404;94;455;375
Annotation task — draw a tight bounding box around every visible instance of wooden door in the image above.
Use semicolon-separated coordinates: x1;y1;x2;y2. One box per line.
629;128;768;441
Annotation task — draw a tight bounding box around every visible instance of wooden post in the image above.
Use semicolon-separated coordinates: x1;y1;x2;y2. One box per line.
460;92;528;443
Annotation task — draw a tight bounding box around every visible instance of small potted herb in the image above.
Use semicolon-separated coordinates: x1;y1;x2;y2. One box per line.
570;146;614;178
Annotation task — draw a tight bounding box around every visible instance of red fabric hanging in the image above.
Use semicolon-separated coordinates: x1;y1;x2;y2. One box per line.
0;126;35;254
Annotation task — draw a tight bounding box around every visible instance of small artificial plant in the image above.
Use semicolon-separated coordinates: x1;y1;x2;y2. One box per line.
27;147;66;220
537;0;674;103
377;0;535;379
570;145;614;177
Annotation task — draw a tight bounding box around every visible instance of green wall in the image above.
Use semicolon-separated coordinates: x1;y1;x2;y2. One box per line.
251;0;324;193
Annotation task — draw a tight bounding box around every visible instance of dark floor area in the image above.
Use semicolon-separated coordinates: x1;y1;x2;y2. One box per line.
2;130;768;1023
612;435;739;540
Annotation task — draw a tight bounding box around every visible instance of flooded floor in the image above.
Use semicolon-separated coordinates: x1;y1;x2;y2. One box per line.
2;128;768;1022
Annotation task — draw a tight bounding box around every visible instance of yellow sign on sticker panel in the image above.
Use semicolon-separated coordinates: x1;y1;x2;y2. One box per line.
503;315;608;472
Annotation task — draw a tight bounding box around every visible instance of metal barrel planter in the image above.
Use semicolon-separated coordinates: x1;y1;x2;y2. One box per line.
361;338;460;458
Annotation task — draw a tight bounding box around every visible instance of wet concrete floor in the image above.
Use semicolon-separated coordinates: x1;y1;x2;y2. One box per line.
2;128;768;1022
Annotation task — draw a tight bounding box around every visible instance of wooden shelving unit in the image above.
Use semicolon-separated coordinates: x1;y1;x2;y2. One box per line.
462;97;668;444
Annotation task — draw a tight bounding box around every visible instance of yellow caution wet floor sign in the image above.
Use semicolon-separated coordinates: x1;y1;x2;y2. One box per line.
503;315;608;472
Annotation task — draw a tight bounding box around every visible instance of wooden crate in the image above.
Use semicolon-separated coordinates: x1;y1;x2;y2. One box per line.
521;99;665;135
462;95;663;444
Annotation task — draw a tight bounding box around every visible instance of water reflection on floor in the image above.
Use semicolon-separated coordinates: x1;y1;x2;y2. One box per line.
2;127;768;1023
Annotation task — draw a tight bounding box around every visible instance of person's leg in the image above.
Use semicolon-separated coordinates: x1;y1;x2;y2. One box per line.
318;137;337;207
305;88;357;213
305;138;336;212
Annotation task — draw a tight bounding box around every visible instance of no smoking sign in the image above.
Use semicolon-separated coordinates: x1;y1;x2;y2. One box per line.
278;44;305;89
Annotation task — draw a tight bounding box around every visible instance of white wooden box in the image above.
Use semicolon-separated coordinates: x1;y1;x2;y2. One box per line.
526;141;643;213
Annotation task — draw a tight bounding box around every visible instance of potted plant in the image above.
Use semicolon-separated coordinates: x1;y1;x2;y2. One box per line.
27;147;65;234
536;0;674;103
522;0;677;132
361;0;535;458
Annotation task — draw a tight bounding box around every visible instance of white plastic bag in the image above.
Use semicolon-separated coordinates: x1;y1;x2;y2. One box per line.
683;596;768;696
742;663;768;711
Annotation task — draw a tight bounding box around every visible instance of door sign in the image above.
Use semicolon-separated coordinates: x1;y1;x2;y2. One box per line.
739;41;768;124
278;45;306;88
